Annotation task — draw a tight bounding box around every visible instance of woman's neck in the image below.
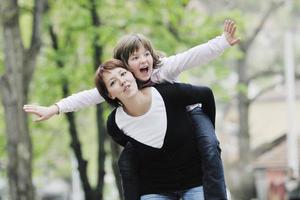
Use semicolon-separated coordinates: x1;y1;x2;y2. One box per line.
121;87;152;117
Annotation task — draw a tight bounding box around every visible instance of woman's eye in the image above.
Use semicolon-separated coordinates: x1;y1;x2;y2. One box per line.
121;71;127;76
110;80;115;86
145;52;150;56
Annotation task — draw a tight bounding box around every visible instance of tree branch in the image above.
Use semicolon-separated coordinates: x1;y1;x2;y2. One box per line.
48;23;94;196
0;0;19;27
165;1;189;43
0;75;7;98
89;1;107;197
24;0;47;93
89;0;102;68
249;79;284;103
48;25;64;68
247;69;284;83
240;1;284;52
250;71;299;103
28;0;45;54
65;96;93;197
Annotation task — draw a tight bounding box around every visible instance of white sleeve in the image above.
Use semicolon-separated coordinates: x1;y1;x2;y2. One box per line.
55;88;105;113
151;34;230;83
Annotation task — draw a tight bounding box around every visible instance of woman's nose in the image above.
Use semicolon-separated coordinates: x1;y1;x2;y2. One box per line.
119;78;126;86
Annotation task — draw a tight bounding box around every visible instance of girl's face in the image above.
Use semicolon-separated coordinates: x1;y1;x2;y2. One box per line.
102;67;138;103
127;45;154;82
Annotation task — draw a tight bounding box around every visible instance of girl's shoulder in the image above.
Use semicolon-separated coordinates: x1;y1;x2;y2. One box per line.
153;82;191;97
154;82;192;89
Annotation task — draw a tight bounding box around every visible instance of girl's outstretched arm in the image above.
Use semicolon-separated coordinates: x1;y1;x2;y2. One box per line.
152;19;239;83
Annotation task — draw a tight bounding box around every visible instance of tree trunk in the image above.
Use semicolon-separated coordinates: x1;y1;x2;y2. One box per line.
64;96;93;199
0;0;45;199
1;82;34;200
48;24;98;199
88;0;112;198
237;59;252;165
230;53;256;200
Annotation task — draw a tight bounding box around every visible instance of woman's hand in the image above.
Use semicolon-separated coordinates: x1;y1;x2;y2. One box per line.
223;19;240;46
23;104;59;122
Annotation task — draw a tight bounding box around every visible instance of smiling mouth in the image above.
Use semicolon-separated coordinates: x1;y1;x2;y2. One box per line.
140;66;149;74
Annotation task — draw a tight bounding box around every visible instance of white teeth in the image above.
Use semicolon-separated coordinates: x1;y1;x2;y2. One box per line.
140;66;148;70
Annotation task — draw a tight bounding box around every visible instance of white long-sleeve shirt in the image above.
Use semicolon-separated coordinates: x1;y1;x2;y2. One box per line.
56;34;230;113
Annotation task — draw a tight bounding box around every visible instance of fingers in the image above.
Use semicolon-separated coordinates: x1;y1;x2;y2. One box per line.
223;19;240;46
24;108;48;122
231;26;237;37
35;116;46;122
231;38;241;46
23;105;40;115
23;109;41;116
23;104;57;122
23;104;39;111
224;19;235;34
23;104;44;121
224;20;229;32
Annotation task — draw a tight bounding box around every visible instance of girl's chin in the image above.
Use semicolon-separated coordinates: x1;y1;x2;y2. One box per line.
136;78;151;86
138;71;151;80
137;74;151;82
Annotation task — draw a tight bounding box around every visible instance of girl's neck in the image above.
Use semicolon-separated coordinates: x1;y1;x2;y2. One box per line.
137;79;154;88
122;87;152;117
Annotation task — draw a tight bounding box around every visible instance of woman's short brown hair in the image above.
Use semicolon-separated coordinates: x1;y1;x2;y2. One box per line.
95;59;127;107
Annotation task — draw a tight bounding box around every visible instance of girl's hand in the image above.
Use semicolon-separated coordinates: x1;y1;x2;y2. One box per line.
23;104;59;122
223;19;240;46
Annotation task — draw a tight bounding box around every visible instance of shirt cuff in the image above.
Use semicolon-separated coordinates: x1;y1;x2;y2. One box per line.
54;102;62;114
220;33;231;49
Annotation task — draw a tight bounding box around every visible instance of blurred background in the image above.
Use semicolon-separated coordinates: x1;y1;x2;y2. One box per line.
0;0;299;199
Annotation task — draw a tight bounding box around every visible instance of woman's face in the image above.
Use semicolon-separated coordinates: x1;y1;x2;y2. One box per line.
127;45;154;82
102;67;139;103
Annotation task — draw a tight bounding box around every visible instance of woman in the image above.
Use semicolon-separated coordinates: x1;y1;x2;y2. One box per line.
95;59;224;199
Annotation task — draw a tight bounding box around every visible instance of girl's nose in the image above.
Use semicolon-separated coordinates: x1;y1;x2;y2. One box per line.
140;55;147;63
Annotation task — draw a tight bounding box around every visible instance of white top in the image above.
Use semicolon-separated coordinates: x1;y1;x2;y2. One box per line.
115;88;167;148
56;34;230;113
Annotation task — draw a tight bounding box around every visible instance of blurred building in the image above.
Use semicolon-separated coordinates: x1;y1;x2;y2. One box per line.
251;81;300;200
220;80;300;199
253;134;300;200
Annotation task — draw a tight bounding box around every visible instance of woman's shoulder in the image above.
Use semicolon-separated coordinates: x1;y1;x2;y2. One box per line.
107;109;118;128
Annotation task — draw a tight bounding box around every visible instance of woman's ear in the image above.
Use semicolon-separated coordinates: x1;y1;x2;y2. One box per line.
108;93;115;100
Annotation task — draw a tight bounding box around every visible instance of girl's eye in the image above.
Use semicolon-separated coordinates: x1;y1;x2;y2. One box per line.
131;56;138;60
